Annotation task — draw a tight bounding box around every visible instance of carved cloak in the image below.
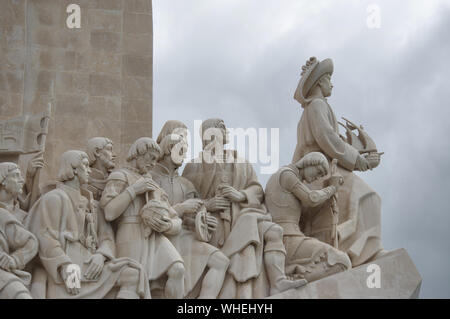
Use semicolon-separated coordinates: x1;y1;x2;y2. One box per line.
293;97;383;266
26;184;150;299
183;152;273;298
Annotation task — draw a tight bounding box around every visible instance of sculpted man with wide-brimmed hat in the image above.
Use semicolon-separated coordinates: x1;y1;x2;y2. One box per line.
292;57;386;267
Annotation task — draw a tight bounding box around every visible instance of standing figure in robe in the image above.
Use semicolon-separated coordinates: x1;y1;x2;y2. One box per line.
100;138;186;299
152;127;230;298
0;162;38;299
292;57;386;266
86;137;116;201
183;118;306;298
26;150;150;299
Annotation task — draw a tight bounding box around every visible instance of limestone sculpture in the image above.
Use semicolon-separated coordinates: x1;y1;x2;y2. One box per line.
86;137;117;201
292;57;387;266
25;151;150;299
0;54;422;298
0;162;38;299
265;152;352;282
152;126;230;299
100;138;186;298
183;118;307;298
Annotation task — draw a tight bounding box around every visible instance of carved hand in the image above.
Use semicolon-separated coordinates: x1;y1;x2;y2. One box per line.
60;264;81;296
148;214;172;233
355;154;371;172
132;177;159;195
85;253;105;280
219;185;246;203
364;152;381;169
205;196;230;212
0;253;16;271
26;151;45;178
205;215;218;231
180;198;203;214
327;174;344;190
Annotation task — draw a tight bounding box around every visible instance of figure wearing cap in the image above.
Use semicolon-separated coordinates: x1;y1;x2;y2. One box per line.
291;57;386;267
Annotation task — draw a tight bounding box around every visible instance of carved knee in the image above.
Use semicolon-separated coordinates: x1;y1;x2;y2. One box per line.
2;281;31;299
208;251;230;271
264;224;286;253
167;262;185;280
265;224;284;243
119;267;140;286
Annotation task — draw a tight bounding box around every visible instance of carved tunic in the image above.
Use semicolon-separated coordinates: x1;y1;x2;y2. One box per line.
183;151;281;298
265;165;351;280
26;184;150;299
100;168;183;281
151;163;220;297
87;168;108;201
0;206;38;298
292;97;383;266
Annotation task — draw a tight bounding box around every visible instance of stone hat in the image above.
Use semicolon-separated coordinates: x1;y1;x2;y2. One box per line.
294;57;333;106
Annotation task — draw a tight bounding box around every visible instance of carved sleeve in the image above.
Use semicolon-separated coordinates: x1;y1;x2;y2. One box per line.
100;177;128;209
5;222;38;270
95;206;116;260
30;193;72;283
280;170;336;208
100;174;130;222
163;207;182;236
307;99;359;171
240;162;264;208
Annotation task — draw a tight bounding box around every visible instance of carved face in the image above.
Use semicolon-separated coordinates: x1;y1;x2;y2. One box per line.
319;74;333;97
203;120;229;148
97;142;116;172
136;149;160;174
169;139;188;167
2;168;24;197
75;157;91;185
302;165;327;183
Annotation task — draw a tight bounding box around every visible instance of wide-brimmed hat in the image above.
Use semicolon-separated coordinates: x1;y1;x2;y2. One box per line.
294;57;333;106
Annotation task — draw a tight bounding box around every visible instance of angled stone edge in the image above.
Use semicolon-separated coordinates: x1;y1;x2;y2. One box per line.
268;248;422;299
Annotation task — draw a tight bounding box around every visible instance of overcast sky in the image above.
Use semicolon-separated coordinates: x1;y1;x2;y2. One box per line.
152;0;450;298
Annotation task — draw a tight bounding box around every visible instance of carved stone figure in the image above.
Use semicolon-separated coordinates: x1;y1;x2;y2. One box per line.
152;127;230;298
265;152;352;282
292;57;386;266
100;138;186;299
86;137;116;201
183;118;306;298
26;151;150;299
0;162;38;299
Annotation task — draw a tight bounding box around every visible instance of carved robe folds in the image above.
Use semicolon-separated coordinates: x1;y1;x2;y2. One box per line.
151;163;221;297
293;97;383;266
0;206;38;299
265;164;351;281
183;152;285;298
26;184;150;299
100;168;184;282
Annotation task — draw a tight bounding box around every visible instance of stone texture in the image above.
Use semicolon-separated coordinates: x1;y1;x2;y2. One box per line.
0;0;153;181
269;249;422;299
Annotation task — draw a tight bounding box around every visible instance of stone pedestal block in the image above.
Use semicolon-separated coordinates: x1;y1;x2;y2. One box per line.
269;249;422;299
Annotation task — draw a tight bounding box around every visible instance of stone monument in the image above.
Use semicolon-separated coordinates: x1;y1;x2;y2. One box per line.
1;0;153;182
0;0;421;299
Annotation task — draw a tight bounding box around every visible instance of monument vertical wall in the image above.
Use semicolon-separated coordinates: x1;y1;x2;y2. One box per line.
0;0;153;181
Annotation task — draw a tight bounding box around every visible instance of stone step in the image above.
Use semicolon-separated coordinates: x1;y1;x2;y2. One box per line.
268;248;422;299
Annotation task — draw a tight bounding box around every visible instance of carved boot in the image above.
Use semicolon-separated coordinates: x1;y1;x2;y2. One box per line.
265;250;308;295
289;248;352;283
